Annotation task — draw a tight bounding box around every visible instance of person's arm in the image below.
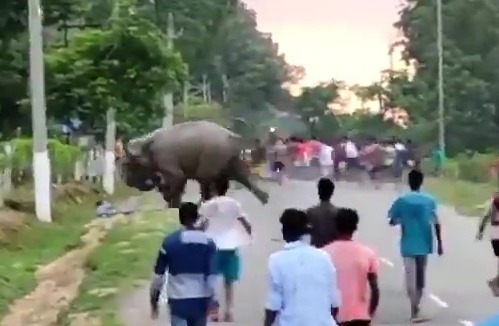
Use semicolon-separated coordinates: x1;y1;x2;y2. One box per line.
367;253;380;317
150;238;169;318
233;201;252;235
387;198;400;226
431;199;443;255
263;258;282;326
322;251;340;318
478;202;492;239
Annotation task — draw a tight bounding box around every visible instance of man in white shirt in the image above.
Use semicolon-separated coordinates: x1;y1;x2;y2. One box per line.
264;208;340;326
342;137;359;171
319;143;334;177
199;178;252;322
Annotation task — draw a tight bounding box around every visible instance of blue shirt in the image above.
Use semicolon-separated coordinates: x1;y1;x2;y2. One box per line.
152;228;216;319
265;241;340;326
388;191;437;257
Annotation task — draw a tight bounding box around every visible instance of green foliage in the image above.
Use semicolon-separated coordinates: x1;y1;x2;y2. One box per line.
176;100;228;126
388;0;499;155
4;138;81;182
44;0;187;131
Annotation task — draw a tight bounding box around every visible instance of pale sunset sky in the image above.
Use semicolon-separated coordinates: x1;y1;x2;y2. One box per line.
243;0;403;86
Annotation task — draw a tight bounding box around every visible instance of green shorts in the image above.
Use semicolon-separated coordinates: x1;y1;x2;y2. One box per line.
214;249;240;283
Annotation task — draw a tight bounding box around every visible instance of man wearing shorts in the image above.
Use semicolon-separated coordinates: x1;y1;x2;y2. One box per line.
476;194;499;296
388;169;443;323
199;178;252;322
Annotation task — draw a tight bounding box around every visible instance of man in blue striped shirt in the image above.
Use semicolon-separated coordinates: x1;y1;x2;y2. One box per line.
150;202;217;326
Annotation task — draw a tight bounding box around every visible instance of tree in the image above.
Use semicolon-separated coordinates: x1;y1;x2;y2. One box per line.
43;0;187;136
388;0;499;154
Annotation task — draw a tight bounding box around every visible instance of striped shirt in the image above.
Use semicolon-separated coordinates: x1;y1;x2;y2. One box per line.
151;228;216;319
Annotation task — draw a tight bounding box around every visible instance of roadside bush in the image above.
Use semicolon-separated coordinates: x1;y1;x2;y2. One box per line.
423;152;496;184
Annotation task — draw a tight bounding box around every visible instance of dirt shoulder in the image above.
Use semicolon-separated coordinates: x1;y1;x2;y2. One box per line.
0;183;146;325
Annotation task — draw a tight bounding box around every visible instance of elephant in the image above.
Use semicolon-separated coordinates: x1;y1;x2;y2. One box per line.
119;120;270;207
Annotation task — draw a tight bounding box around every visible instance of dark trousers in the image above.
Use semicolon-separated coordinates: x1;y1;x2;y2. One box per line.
340;320;371;326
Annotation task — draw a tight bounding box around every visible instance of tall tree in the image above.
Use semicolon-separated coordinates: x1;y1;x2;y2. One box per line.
389;0;499;154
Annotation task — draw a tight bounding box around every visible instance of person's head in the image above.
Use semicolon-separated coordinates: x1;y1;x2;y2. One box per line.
212;177;230;196
276;138;284;146
335;207;359;238
95;200;103;207
179;202;199;227
254;138;261;145
279;208;309;242
408;169;424;191
317;177;335;201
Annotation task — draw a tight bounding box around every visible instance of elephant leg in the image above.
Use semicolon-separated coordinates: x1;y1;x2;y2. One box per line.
228;159;269;204
156;169;186;208
199;182;212;203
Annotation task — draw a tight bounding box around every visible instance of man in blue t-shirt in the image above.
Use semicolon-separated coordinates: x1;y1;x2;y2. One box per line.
388;169;444;323
150;202;216;326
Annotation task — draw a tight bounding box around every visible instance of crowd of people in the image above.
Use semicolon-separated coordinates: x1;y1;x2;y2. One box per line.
150;164;499;325
248;135;418;185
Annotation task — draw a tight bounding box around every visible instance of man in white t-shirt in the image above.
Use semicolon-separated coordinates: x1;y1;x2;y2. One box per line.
342;137;359;170
319;143;334;177
199;178;252;322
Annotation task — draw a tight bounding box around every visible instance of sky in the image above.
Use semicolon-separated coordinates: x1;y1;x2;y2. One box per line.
243;0;403;86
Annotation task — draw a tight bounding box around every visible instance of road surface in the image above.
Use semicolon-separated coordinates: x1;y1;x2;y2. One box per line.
118;179;497;326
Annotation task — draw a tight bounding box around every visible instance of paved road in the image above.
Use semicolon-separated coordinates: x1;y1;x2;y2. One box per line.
118;179;497;326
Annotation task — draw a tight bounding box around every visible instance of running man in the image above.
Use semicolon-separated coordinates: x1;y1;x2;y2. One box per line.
264;208;340;326
273;138;288;185
150;202;216;325
387;169;444;323
360;138;384;188
199;178;252;322
323;208;380;326
307;178;338;248
343;136;360;171
319;141;334;177
476;193;499;296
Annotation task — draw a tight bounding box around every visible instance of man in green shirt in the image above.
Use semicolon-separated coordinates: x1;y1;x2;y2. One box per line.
431;147;444;176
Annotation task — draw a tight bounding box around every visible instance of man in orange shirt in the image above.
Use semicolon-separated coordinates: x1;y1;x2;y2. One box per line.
322;208;380;326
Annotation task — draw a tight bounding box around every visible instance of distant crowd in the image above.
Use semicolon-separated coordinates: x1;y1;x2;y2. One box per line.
247;135;428;185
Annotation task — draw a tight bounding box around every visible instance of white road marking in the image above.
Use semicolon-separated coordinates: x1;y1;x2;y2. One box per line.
459;320;474;326
428;293;449;308
380;257;394;267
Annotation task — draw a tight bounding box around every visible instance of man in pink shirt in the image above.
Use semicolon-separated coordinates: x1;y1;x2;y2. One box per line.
323;208;380;326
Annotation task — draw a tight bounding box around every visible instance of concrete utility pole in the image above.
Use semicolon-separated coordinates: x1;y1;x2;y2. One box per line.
28;0;52;222
436;0;446;155
162;13;182;128
103;108;116;194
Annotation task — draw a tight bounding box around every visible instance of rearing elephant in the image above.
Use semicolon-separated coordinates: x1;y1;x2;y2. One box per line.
120;121;269;207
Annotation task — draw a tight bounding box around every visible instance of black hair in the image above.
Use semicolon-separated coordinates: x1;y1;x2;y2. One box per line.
213;177;230;196
279;208;309;241
408;169;424;191
335;207;359;236
95;200;103;207
179;202;199;226
317;177;335;201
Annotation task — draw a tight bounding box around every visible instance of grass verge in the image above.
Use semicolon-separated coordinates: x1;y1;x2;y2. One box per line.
0;182;136;318
425;177;495;216
57;204;177;326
